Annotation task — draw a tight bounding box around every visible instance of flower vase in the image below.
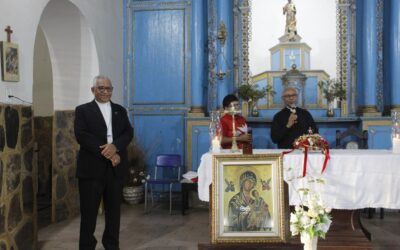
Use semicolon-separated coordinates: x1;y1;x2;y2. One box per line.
300;234;318;250
251;102;259;117
327;102;334;117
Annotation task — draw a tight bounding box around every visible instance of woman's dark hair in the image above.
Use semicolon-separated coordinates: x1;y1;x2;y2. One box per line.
223;94;239;108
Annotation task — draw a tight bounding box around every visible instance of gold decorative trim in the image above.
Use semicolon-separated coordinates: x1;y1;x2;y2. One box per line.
357;105;381;117
337;1;349;116
240;0;251;85
362;119;391;131
188;106;206;116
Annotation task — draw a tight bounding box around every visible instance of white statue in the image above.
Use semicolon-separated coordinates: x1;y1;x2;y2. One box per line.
283;0;297;41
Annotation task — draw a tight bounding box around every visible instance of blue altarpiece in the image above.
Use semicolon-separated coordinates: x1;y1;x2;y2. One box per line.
124;0;397;178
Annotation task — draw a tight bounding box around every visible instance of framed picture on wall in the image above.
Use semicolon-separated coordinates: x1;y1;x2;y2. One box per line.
211;154;289;244
1;41;19;82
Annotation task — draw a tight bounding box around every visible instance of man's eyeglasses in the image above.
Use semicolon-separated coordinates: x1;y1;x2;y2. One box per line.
283;94;297;98
96;86;113;93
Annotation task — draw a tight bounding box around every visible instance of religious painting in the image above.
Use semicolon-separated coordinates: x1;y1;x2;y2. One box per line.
211;154;289;244
1;41;19;82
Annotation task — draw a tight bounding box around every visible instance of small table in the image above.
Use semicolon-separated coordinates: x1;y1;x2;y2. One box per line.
181;181;198;215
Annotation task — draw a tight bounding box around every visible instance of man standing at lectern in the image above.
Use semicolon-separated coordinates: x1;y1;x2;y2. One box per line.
74;75;133;250
271;87;317;149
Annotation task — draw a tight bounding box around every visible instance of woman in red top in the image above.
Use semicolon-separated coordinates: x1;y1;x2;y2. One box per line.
220;94;252;149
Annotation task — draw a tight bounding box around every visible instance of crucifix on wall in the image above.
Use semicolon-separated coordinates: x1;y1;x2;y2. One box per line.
1;25;20;82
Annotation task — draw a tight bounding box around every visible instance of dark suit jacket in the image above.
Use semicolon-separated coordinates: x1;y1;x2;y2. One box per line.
74;100;133;181
271;107;318;149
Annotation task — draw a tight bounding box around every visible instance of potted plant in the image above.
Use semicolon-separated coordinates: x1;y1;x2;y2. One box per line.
122;139;149;204
237;83;275;116
318;79;346;117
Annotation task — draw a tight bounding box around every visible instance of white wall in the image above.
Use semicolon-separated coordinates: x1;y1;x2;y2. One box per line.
33;26;53;116
0;0;124;109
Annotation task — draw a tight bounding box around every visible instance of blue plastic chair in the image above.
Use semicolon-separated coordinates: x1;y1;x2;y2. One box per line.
144;154;182;214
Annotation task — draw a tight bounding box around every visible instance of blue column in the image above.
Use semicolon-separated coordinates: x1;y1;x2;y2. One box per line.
190;0;207;114
388;0;400;110
216;0;233;108
357;0;380;115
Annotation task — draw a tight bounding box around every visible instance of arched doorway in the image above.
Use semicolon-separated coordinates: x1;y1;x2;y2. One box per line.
33;0;99;230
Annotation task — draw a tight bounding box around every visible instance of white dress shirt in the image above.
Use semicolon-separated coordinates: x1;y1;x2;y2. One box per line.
95;100;113;143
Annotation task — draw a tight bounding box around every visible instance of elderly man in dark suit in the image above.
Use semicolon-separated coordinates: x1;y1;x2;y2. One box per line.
74;75;133;250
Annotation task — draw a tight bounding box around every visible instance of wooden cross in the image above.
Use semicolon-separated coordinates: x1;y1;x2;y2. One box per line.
5;26;13;42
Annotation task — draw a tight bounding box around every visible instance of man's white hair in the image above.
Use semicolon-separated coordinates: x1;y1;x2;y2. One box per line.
282;87;298;97
92;75;112;87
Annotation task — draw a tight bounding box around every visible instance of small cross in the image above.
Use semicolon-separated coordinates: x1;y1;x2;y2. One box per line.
5;26;13;42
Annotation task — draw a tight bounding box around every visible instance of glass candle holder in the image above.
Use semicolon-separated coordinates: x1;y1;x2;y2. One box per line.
392;110;400;153
209;110;221;153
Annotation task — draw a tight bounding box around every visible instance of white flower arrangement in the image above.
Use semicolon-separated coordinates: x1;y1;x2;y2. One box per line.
289;184;332;239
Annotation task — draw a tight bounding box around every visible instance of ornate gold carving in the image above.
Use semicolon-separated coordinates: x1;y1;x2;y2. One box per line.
240;0;251;85
217;21;227;46
337;1;349;116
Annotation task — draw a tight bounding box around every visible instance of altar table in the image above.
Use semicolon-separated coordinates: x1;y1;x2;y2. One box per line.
198;149;400;210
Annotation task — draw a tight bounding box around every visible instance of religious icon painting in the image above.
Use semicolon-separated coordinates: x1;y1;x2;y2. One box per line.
1;41;19;82
211;154;290;244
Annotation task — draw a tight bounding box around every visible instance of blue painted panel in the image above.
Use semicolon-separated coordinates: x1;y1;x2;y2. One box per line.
368;126;392;149
272;51;280;70
387;0;400;106
304;52;310;70
305;76;318;104
273;77;283;104
133;10;185;104
133;115;185;175
249;124;275;149
284;48;300;69
254;79;267;105
190;125;209;171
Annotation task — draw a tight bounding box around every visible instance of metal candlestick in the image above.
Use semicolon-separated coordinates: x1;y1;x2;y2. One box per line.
224;108;241;152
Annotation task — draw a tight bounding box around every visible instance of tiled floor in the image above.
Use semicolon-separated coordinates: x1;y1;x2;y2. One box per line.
38;204;400;250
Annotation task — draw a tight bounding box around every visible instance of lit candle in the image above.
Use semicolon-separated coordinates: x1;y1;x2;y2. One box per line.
393;136;400;153
211;136;220;153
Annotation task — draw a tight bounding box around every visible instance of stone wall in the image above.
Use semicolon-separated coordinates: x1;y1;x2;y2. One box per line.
34;117;52;198
52;110;79;222
0;104;36;250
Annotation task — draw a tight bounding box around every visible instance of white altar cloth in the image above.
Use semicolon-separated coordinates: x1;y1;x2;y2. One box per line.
197;149;400;209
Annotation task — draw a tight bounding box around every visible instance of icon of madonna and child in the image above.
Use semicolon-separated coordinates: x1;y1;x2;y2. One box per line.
224;169;273;232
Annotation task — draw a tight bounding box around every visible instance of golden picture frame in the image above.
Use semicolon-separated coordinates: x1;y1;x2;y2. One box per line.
1;41;19;82
211;154;289;244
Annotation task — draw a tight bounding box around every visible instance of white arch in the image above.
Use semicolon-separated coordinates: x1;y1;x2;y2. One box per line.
37;0;99;110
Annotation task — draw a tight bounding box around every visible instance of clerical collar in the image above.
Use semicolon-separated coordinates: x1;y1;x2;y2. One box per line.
286;106;297;113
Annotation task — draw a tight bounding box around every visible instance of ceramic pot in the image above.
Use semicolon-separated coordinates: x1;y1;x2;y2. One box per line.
123;186;144;204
